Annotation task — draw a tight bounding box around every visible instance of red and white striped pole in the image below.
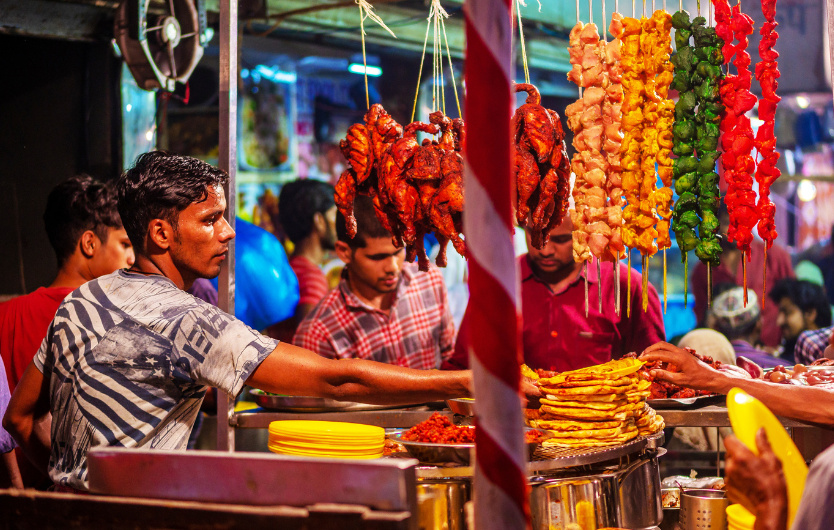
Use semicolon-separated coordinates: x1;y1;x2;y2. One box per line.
464;0;530;528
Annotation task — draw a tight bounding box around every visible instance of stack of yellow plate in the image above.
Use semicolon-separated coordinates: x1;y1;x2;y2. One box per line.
268;420;384;459
726;504;755;530
527;358;664;448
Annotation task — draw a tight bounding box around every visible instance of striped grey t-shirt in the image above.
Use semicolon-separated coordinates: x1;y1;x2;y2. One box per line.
35;270;277;491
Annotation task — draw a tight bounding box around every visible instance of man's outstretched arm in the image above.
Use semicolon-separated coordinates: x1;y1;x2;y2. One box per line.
640;342;834;428
247;342;473;405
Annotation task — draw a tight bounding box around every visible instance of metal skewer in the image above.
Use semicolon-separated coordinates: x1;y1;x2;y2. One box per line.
585;261;589;317
598;259;602;313
763;246;768;312
642;255;649;312
663;248;667;314
614;250;620;315
627;249;632;318
707;262;713;308
742;250;748;307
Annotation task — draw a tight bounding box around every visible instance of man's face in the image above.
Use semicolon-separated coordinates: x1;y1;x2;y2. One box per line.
89;227;135;277
169;185;235;282
321;205;338;251
776;297;809;341
525;214;574;274
338;236;405;294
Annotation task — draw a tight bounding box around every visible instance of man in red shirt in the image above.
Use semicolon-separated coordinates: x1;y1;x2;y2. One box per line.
269;180;335;342
0;176;135;390
446;213;665;372
294;195;455;370
691;204;794;348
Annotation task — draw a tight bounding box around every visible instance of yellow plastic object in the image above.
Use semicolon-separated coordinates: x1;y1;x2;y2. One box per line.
726;388;809;527
269;420;384;438
726;504;755;530
267;420;385;460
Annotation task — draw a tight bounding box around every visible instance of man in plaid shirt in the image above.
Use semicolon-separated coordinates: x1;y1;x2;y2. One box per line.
795;325;834;366
293;195;455;370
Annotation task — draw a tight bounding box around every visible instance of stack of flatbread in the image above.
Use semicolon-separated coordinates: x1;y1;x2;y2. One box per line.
527;359;665;448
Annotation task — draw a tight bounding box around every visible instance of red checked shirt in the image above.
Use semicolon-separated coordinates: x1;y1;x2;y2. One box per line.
293;263;456;370
446;255;665;372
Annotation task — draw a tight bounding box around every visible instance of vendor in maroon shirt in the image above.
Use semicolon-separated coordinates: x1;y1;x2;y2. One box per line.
445;213;665;372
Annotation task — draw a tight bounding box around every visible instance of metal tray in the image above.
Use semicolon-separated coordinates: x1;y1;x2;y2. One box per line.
648;393;725;409
251;390;405;412
388;427;540;465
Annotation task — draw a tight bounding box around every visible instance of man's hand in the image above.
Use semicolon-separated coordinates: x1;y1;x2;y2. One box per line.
521;377;543;409
725;429;788;530
639;342;728;393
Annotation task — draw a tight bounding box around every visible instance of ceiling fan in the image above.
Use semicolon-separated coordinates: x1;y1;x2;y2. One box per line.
114;0;207;92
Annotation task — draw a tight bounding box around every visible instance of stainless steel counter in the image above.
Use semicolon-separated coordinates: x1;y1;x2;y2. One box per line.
658;405;809;428
232;407;452;429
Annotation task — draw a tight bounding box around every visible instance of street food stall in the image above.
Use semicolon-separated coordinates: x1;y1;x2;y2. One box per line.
3;0;834;529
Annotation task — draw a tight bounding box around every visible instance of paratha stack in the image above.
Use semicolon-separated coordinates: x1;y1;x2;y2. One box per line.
528;359;664;448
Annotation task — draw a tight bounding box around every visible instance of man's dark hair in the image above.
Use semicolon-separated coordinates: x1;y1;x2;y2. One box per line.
336;194;391;249
117;151;229;252
769;278;833;328
278;179;335;245
43;175;123;266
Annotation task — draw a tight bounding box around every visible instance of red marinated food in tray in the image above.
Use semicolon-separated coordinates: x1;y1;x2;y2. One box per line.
402;413;476;444
625;349;718;399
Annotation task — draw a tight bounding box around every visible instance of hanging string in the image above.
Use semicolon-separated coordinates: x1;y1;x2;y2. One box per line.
517;0;531;83
440;16;462;117
355;0;397;110
359;3;369;109
411;20;431;122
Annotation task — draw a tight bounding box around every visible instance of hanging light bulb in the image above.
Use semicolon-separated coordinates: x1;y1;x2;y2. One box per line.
797;179;817;202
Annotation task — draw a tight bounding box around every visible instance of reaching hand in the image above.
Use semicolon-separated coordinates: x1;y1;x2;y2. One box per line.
521;376;543;409
724;429;788;530
639;342;726;393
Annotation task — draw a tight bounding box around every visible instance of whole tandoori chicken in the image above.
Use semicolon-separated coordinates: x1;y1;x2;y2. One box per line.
335;105;467;272
512;83;571;248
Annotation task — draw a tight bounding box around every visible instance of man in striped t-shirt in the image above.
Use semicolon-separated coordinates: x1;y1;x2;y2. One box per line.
3;152;473;492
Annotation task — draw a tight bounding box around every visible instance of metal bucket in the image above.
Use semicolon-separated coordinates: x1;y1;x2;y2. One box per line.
530;452;663;530
530;473;620;529
680;489;729;530
417;478;471;530
615;451;664;528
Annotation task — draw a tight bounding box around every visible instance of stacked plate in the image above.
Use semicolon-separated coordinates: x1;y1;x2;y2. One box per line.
727;504;755;530
268;420;384;459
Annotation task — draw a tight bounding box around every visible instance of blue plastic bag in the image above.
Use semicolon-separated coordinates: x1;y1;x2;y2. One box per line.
211;217;299;330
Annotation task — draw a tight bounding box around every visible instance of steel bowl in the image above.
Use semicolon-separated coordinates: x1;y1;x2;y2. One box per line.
446;398;475;417
388;427;541;465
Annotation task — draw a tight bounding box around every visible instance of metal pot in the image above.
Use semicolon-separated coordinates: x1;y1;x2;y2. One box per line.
615;449;664;529
530;450;664;530
417;478;471;530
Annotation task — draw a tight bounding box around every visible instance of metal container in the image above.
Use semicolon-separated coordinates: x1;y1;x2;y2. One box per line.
389;428;540;465
530;473;620;529
680;489;729;530
446;398;475;417
617;451;664;528
530;452;663;530
417;478;471;530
